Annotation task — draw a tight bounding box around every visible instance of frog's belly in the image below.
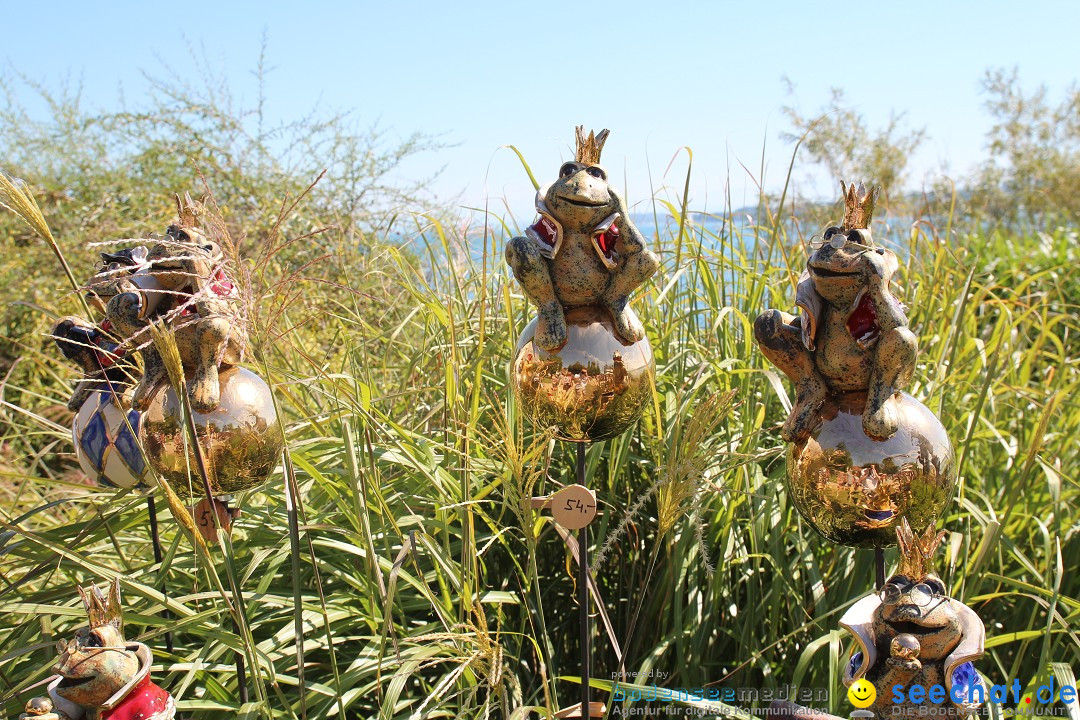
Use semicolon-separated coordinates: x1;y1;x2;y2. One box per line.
551;238;611;307
814;320;873;391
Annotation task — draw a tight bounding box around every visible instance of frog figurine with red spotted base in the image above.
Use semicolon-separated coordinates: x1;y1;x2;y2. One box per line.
754;182;916;443
20;579;175;720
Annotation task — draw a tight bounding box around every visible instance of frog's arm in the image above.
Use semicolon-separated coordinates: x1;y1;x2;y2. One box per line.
608;189;658;281
864;249;907;332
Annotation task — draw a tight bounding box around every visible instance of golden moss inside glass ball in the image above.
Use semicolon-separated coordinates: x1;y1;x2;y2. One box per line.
139;366;284;499
786;391;956;548
510;306;654;442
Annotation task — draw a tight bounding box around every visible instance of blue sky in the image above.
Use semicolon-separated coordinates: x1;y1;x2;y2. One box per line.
3;1;1078;219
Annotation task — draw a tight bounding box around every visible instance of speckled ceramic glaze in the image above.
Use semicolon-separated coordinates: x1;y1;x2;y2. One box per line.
505;127;659;353
755;183;955;547
754;183;917;443
101;215;247;414
20;580;175;720
840;522;985;718
506;128;658;442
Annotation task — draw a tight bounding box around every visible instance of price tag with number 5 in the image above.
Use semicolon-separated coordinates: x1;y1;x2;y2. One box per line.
549;484;597;530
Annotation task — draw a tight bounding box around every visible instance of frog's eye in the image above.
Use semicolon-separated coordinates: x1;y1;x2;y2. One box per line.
84;631;102;648
847;229;870;245
586;166;607;180
559;163;578;178
925;577;946;596
822;226;842;241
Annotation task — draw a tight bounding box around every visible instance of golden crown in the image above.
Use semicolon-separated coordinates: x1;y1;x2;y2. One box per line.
895;518;946;581
575;126;610;165
173;192;202;229
78;579;124;634
840;182;878;230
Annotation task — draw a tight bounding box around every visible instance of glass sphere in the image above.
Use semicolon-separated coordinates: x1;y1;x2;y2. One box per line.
72;391;148;489
139;366;283;499
786;391;955;548
510;305;654;442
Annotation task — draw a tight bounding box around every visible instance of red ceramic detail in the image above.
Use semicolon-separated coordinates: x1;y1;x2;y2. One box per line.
595;221;619;258
100;675;172;720
846;291;879;343
530;216;558;248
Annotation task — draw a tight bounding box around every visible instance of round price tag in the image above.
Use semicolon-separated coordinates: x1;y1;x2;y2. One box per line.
550;484;598;530
193;497;233;542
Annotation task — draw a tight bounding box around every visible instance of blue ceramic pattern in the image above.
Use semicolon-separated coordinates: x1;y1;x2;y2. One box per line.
81;402;109;472
114;410;145;477
848;650;863;677
951;662;981;704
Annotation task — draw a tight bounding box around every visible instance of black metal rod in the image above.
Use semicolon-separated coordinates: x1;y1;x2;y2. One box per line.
576;441;590;717
234;615;249;704
874;547;886;590
146;496;174;654
285;462;307;720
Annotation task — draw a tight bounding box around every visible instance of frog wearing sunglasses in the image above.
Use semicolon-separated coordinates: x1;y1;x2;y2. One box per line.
505;127;659;351
20;580;174;720
840;519;984;717
755;182;917;441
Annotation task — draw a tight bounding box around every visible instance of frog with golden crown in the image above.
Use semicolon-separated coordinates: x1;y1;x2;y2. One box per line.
754;182;916;442
20;580;174;720
505;126;659;352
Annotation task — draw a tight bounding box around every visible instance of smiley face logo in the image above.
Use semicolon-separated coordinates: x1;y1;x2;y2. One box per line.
847;679;876;708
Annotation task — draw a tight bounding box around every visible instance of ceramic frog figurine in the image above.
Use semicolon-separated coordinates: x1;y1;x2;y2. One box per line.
52;316;133;412
99;195;246;413
505;127;659;351
20;579;175;720
52;248;151;411
840;520;985;718
754;182;917;442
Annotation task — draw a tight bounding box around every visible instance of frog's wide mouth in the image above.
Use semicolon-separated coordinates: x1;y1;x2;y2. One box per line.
808;262;862;278
56;673;94;688
554;192;609;208
889;620;935;635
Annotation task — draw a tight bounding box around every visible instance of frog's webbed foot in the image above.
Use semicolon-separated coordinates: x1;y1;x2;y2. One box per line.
604;295;644;344
131;349;169;411
189;363;221;413
864;326;917;439
505;235;566;351
863;397;900;440
755;309;828;442
68;380;96;412
534;301;567;352
188;317;233;412
783;377;828;443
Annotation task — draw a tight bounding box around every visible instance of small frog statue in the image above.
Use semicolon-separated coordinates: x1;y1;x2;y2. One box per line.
840;519;985;718
52;244;160;412
52;253;150;489
20;579;175;720
754;182;916;442
505;126;659;351
99;194;247;413
52;314;135;412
